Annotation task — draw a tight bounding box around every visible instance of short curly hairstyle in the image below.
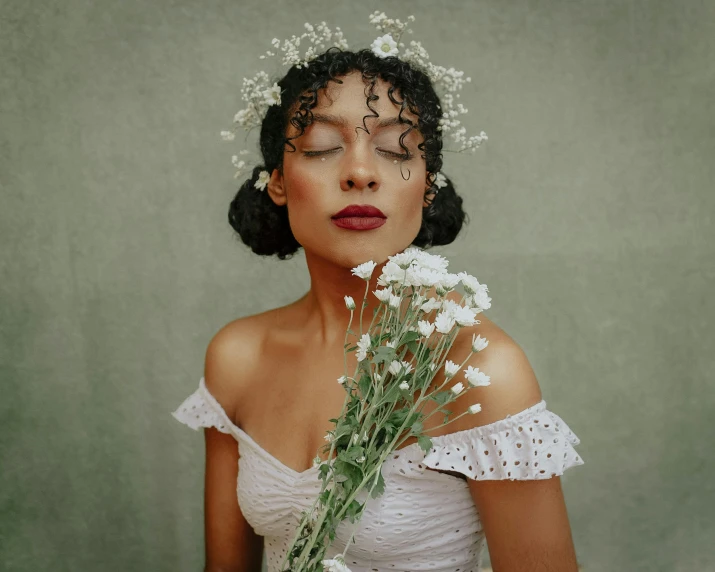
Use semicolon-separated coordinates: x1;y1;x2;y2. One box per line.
228;48;469;260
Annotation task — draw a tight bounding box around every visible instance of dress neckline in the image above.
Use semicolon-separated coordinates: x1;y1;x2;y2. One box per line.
197;376;547;478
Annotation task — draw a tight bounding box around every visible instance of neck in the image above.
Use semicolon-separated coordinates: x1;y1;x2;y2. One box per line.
298;251;386;345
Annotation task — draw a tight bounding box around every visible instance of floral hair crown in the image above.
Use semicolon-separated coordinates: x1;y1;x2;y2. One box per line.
221;11;488;192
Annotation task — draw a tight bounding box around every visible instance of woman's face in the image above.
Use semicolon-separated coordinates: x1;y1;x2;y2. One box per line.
266;71;430;269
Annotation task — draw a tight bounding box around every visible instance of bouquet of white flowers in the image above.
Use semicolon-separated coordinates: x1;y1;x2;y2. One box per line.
281;247;493;572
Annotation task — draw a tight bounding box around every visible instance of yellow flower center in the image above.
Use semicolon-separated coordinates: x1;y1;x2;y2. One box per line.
381;42;391;52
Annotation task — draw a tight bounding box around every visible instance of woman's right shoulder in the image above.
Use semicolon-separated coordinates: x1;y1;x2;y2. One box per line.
202;304;298;420
202;310;275;419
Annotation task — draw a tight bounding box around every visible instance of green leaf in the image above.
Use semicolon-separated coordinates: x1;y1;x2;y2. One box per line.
399;330;420;344
417;435;433;454
411;420;423;435
358;376;371;398
370;469;386;498
431;390;452;406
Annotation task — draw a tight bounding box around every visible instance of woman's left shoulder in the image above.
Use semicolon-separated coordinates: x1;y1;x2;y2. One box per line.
444;294;544;430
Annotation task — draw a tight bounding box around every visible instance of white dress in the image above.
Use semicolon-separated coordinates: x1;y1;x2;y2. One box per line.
172;377;584;572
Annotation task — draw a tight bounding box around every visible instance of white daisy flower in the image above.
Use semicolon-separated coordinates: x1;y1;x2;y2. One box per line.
458;271;482;295
388;360;413;376
417;320;435;338
385;340;396;348
434;172;448;188
262;82;282;106
420;298;442;313
373;287;392;303
356;333;371;361
444;360;460;378
434;312;456;334
322;557;353;572
468;403;482;414
344;296;356;310
370;34;398;58
255;170;270;191
471;334;489;352
450;381;465;396
352;260;377;280
388;294;401;308
464;365;491;387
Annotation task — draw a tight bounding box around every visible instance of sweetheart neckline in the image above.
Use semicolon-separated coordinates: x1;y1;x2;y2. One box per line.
233;422;426;478
196;376;548;478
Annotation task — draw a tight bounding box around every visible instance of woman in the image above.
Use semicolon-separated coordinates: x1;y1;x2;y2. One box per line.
173;44;584;572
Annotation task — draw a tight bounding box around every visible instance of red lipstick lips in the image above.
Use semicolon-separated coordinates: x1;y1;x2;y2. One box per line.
331;204;387;231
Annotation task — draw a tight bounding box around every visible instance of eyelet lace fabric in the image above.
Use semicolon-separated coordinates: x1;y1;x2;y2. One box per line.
172;378;584;572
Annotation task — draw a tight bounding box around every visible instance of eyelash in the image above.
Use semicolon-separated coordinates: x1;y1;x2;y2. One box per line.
302;148;413;161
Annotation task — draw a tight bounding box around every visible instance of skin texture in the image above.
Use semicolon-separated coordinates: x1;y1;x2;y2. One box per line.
201;71;580;571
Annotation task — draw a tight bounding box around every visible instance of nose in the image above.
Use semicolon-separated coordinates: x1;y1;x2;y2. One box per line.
340;142;381;193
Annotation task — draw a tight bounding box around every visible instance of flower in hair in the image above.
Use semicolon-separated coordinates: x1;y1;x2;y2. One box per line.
222;11;488;181
262;82;282;106
255;170;270;191
434;172;448;189
370;34;398;58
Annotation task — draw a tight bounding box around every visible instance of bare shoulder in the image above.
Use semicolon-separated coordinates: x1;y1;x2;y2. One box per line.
442;293;544;430
203;305;288;422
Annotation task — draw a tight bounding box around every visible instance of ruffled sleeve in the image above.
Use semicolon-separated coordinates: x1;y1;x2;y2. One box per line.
421;400;584;481
171;377;241;440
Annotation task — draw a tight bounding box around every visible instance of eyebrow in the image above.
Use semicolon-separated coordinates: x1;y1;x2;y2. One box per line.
310;112;414;130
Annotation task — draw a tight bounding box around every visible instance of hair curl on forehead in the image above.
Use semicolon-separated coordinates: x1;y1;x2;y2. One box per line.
259;48;444;189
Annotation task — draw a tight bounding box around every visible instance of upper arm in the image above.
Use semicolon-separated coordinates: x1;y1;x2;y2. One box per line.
202;323;263;572
443;317;578;570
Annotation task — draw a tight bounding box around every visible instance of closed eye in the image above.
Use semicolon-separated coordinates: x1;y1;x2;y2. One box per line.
302;148;342;157
378;149;413;161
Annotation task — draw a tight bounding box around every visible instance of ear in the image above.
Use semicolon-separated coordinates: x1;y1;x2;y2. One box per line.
266;168;287;206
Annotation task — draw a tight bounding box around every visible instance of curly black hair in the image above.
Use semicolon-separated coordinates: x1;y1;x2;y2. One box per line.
228;48;468;260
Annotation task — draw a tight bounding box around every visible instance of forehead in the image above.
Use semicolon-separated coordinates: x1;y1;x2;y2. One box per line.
289;71;420;135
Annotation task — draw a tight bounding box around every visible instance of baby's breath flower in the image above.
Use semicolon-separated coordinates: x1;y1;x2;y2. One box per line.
385;340;396;348
356;455;366;464
464;366;491;387
399;381;410;391
220;130;236;141
337;375;348;385
471;334;489;352
468;403;482;414
344;296;356;310
444;360;460;378
255;170;270;191
450;381;465;396
352;260;377;280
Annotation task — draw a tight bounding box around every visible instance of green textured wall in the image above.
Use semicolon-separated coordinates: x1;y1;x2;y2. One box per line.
1;1;713;570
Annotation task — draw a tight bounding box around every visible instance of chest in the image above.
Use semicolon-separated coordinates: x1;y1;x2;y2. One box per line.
236;338;356;473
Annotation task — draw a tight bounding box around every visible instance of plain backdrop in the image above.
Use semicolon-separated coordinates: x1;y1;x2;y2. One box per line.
1;1;713;571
